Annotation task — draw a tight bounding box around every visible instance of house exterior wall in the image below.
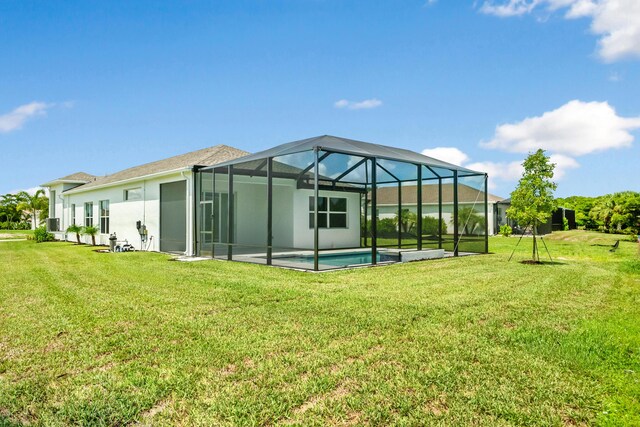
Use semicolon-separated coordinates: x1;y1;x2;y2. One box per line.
216;175;361;251
292;189;361;250
47;171;196;254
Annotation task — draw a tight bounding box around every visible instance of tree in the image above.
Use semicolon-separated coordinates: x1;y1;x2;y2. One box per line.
67;224;82;245
0;194;23;227
81;225;99;246
394;208;418;234
506;149;557;262
452;206;485;235
16;189;48;230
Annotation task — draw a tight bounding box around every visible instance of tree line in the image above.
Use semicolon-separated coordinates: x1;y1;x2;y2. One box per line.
556;192;640;235
0;190;49;230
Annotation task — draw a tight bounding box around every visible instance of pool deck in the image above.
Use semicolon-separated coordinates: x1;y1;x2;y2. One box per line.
176;247;479;271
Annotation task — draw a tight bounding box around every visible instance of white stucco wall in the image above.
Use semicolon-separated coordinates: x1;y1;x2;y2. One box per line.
47;170;363;256
293;189;361;250
228;177;360;250
47;171;196;254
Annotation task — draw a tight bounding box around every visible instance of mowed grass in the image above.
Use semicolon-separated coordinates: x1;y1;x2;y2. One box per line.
1;231;639;426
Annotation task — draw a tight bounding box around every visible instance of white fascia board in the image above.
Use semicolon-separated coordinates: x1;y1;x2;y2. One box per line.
41;179;91;188
62;167;193;195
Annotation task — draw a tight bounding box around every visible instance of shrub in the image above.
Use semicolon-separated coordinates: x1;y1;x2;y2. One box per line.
81;225;99;246
67;224;82;245
377;218;397;237
423;216;447;236
563;217;569;231
33;226;54;243
500;224;513;237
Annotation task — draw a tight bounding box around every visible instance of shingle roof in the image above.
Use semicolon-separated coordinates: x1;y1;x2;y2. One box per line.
57;172;96;182
41;171;97;187
374;183;503;205
62;145;248;193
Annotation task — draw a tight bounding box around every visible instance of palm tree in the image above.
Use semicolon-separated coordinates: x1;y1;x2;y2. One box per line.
81;225;99;246
16;189;48;230
452;207;485;236
394;208;418;234
67;224;82;244
590;197;615;232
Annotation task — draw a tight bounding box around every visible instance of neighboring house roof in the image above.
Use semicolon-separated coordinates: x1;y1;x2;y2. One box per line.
374;183;503;205
46;145;248;194
209;135;485;179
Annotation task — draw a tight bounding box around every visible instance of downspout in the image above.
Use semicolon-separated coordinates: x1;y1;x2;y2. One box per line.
181;169;193;256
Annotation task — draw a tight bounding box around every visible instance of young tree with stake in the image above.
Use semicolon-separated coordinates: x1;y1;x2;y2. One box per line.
507;149;557;262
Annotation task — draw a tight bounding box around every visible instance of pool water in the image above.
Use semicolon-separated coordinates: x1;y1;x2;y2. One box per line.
277;251;399;267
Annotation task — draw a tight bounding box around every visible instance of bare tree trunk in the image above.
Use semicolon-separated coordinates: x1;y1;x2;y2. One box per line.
532;224;539;262
76;233;81;245
91;235;96;246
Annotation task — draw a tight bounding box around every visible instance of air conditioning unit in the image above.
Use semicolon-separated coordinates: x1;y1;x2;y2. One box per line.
47;218;60;232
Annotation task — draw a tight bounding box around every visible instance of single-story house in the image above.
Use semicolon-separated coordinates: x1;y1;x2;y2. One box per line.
374;183;503;235
42;145;248;251
493;198;577;235
44;135;489;270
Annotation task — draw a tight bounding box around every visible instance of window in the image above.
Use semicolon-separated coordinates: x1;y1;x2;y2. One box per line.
50;190;56;218
99;200;109;234
71;204;76;225
124;187;142;201
84;202;93;227
309;196;347;228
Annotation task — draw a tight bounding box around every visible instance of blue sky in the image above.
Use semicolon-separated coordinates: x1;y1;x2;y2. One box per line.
1;0;639;198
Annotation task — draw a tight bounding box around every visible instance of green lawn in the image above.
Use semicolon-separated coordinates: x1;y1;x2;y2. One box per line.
1;231;639;426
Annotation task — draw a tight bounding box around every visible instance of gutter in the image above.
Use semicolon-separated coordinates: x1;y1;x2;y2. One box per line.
62;167;192;195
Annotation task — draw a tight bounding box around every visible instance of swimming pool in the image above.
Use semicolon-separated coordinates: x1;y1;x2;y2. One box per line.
274;251;399;267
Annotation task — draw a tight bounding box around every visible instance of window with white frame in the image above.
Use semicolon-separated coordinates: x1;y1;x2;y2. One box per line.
99;200;109;234
71;204;76;225
124;187;142;201
84;202;93;227
50;190;56;218
308;196;347;228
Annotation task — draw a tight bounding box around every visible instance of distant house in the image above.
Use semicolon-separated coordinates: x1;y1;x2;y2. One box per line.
374;183;503;235
44;135;490;270
493;198;576;234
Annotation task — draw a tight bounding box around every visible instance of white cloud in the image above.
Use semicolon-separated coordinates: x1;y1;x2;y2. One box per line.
421;147;470;166
548;153;580;179
608;71;622;82
465;160;524;190
479;0;541;17
0;102;52;133
334;98;383;110
481;100;640;156
480;0;640;62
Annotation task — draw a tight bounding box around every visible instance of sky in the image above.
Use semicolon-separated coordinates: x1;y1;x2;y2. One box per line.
1;0;639;198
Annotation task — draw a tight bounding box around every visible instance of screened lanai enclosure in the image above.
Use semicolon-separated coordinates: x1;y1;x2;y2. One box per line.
195;135;489;271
